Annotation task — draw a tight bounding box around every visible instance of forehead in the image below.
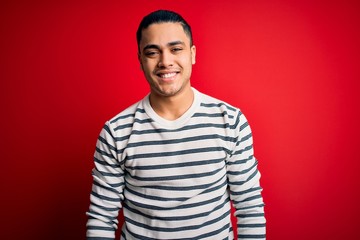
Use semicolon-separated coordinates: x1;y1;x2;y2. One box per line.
140;22;190;46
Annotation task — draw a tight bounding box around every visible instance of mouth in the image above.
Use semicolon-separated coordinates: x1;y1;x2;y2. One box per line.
156;72;178;81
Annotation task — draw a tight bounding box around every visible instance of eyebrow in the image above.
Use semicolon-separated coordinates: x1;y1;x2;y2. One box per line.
142;41;185;52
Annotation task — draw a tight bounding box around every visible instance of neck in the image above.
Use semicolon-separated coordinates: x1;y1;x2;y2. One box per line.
149;87;194;121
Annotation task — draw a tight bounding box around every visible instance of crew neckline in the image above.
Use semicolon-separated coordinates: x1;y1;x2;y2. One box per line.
143;88;201;129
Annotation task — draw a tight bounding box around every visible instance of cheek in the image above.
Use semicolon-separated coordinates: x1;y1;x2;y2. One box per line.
141;61;154;73
179;55;193;67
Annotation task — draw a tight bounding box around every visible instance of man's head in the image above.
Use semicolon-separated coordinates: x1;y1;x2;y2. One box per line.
136;10;193;52
136;10;196;98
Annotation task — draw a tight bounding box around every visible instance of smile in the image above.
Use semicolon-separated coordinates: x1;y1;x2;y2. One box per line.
159;72;177;78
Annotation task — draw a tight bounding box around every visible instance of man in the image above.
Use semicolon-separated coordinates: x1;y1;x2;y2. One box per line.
86;9;266;239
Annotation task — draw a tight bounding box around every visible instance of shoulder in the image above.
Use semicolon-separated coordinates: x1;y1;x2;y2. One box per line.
197;89;242;119
195;89;252;134
106;96;148;130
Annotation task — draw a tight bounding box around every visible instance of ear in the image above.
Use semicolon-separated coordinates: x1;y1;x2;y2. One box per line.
191;45;196;65
138;52;143;71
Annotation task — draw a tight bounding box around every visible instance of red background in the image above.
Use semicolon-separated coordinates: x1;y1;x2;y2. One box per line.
1;0;359;239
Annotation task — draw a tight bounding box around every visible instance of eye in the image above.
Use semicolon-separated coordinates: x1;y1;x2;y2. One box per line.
171;47;183;53
144;51;159;57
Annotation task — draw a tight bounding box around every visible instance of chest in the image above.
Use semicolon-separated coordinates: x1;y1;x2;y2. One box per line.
122;130;230;187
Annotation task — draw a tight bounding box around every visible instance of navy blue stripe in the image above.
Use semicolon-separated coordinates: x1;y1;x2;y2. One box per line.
95;147;116;159
97;136;116;151
113;118;154;131
125;215;230;240
125;210;230;232
227;155;254;165
96;169;123;177
94;156;120;168
110;108;146;123
238;234;266;238
239;132;252;143
125;186;188;202
200;102;237;112
231;111;242;129
233;144;253;155
110;113;135;123
126;134;236;149
238;194;263;203
102;124;115;139
108;181;124;188
138;172;227;191
125;176;227;202
126;157;225;170
192;112;227;117
126;146;230;160
127;165;224;182
230;186;262;196
227;161;258;175
93;181;122;194
124;196;229;221
236;203;265;210
91;191;120;202
114;134;130;142
113;122;133;130
228;169;259;185
240;120;249;131
194;222;230;239
87;214;117;222
87;226;114;231
237;213;265;218
129;123;230;135
238;223;266;228
127;194;224;211
202;176;228;194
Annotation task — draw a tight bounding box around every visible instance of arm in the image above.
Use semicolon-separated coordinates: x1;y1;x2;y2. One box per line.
86;122;125;240
227;111;266;239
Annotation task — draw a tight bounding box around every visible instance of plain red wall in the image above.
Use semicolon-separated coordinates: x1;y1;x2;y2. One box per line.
1;0;359;239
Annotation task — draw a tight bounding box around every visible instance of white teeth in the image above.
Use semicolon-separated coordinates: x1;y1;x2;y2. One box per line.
160;73;176;78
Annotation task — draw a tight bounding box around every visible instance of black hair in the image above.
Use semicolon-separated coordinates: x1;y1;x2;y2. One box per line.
136;10;193;52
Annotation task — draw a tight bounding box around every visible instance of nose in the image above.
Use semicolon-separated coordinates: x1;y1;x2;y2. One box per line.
158;51;173;68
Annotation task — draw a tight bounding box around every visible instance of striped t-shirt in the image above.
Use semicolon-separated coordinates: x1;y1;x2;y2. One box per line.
86;88;266;239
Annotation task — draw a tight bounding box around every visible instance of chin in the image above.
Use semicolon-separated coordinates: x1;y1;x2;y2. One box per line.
155;87;182;97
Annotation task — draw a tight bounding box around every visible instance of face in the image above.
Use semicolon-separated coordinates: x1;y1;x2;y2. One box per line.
138;22;196;98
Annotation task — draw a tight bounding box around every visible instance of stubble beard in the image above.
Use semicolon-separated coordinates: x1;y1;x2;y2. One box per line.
148;72;191;98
